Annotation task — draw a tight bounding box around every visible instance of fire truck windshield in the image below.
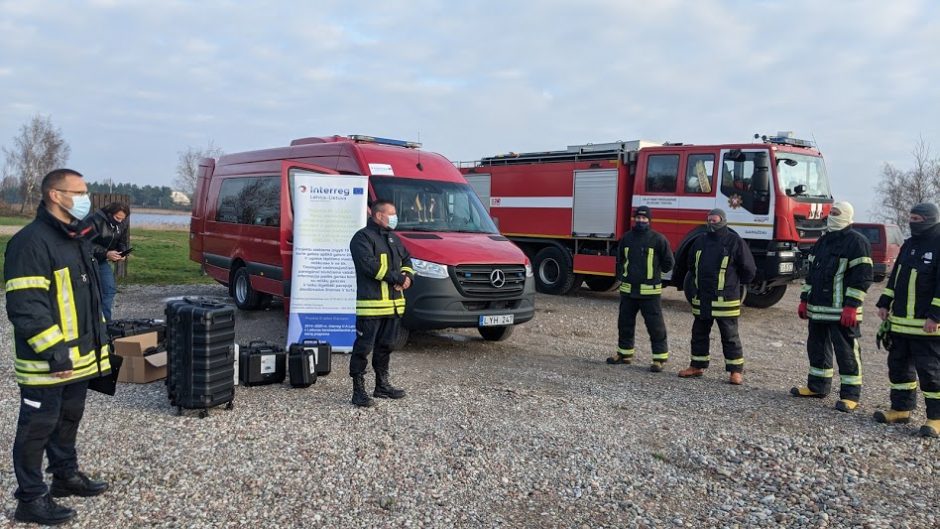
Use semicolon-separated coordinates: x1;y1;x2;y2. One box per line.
371;176;499;234
776;153;832;199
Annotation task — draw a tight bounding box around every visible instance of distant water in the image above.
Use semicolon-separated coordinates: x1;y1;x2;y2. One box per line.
131;213;190;226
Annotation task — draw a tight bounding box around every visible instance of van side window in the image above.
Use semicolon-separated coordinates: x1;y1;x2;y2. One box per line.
216;176;280;226
646;155;678;193
685;154;715;194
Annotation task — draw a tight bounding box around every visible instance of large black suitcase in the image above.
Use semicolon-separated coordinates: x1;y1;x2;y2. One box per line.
239;341;286;386
165;298;236;418
287;339;331;388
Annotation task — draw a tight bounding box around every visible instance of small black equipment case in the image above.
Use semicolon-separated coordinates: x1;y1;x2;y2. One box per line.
107;318;167;345
239;340;286;386
165;297;236;418
287;339;331;388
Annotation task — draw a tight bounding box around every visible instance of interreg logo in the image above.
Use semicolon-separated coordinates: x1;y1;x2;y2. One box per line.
308;186;352;197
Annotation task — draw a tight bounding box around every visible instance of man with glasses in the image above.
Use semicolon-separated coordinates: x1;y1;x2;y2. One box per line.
4;169;111;525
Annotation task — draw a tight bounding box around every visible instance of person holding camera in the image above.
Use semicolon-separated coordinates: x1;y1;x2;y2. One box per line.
88;201;130;321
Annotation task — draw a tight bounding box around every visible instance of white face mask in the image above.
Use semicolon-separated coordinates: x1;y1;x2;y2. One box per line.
66;194;92;220
386;214;398;230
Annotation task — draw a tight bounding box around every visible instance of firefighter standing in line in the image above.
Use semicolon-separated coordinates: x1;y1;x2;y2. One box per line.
791;201;872;412
4;169;111;526
607;205;675;372
678;209;756;384
349;199;415;408
874;203;940;437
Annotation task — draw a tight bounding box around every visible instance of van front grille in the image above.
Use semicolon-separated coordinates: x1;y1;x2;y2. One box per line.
452;265;526;297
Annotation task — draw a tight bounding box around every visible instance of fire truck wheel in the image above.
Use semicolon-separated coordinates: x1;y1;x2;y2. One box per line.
534;246;578;295
585;276;621;292
742;284;787;309
232;266;262;310
478;325;514;341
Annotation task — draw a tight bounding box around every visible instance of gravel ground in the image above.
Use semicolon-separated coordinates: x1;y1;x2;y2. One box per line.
0;281;938;528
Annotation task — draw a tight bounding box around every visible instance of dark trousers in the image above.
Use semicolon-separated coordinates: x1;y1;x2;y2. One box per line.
690;316;743;372
350;317;400;377
13;381;89;501
806;321;862;400
617;295;669;361
887;335;940;419
98;261;116;321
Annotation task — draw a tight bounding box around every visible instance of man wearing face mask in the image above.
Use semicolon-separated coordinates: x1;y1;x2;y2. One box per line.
348;199;414;407
607;206;675;372
679;209;756;384
4;169;112;525
791;201;872;413
874;203;940;437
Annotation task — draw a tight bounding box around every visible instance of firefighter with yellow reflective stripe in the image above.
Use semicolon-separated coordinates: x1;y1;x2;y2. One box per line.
791;201;872;413
874;202;940;437
349;199;414;407
607;206;674;372
3;169;111;525
678;209;756;385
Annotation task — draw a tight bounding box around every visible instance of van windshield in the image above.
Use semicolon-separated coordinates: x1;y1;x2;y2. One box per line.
371;176;498;234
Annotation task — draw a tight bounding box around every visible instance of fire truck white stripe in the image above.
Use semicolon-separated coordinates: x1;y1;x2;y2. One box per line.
490;196;573;208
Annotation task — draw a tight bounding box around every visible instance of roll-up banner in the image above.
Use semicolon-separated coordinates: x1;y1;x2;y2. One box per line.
287;170;368;352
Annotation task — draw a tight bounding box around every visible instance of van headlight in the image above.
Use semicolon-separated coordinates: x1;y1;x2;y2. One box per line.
525;263;533;277
411;258;449;279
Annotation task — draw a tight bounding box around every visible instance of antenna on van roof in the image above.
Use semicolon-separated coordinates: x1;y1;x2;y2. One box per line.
416;131;423;171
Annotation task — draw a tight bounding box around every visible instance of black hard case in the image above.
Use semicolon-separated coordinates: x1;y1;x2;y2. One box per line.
239;341;286;386
287;344;318;388
107;318;167;345
165;298;236;417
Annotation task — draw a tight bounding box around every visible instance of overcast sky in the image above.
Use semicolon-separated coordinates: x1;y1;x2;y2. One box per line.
2;0;939;220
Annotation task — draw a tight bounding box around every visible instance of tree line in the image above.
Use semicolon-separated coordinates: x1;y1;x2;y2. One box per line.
1;113;222;214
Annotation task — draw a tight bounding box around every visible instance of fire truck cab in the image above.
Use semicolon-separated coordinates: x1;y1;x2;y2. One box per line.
460;133;833;308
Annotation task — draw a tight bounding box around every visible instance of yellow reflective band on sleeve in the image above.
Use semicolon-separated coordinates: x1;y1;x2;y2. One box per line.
932;298;940;308
619;283;632;293
375;253;388;281
801;284;812;293
717;256;729;291
883;287;894;298
691;355;710;362
725;358;744;365
840;374;862;385
694;250;701;289
53;267;79;340
623;248;630;281
651;352;669;360
808;255;815;262
26;325;64;353
5;276;51;291
848;256;873;267
833;258;847;307
890;381;918;391
647;247;654;280
809;367;834;378
846;288;866;302
924;391;940;399
400;266;414;275
906;269;918;319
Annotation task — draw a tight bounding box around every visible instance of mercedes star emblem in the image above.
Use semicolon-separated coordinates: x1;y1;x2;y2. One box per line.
490;269;506;288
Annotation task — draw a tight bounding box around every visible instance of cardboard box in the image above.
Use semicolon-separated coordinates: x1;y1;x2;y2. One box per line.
113;331;167;384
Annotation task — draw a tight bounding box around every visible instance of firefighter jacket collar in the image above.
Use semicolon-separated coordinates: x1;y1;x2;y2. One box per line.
37;201;93;240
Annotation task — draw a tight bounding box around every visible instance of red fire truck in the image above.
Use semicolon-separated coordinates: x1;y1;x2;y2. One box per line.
459;133;833;308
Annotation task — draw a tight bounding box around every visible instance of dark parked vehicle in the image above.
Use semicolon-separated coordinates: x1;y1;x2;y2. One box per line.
853;223;903;282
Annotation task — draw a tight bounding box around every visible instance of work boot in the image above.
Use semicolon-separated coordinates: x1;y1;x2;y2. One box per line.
677;366;704;378
920;419;940;438
835;399;859;413
14;494;76;525
873;409;912;424
728;372;743;385
373;369;406;399
351;375;374;407
649;361;665;373
51;470;109;497
606;354;632;365
790;386;827;398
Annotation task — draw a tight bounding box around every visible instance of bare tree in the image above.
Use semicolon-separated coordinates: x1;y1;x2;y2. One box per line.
1;115;71;212
175;141;223;198
873;136;940;228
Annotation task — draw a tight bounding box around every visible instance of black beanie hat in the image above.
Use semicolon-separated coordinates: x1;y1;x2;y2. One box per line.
635;205;652;219
911;203;940;225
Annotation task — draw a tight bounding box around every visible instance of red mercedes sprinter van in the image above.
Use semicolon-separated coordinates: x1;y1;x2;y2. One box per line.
853;222;903;282
189;135;535;345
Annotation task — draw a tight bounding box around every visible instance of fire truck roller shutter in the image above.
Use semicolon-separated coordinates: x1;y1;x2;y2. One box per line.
533;244;582;295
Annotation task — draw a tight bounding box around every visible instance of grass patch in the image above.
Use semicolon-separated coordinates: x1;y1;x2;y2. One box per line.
0;215;29;226
0;228;213;286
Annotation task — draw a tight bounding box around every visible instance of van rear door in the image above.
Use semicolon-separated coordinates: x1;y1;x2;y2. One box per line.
279;161;342;299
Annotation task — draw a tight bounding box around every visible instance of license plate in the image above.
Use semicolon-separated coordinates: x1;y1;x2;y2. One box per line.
480;314;514;326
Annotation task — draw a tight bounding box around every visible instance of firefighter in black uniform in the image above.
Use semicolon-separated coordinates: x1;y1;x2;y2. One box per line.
349;199;415;408
791;201;873;413
4;169;111;525
678;209;756;385
607;205;675;372
874;202;940;437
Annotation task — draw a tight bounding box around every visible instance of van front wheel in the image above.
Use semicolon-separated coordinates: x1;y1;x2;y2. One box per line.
232;267;262;310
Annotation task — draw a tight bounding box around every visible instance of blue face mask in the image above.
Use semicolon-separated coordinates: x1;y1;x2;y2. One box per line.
66;194;91;220
387;214;398;230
